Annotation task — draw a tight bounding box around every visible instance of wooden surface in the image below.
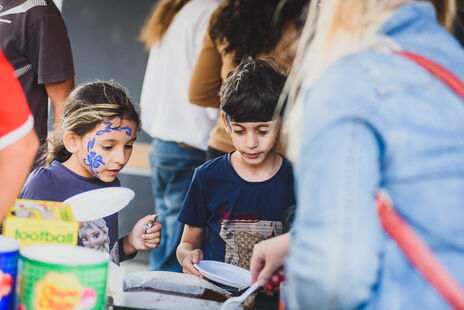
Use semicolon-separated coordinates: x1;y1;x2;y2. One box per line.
126;142;151;170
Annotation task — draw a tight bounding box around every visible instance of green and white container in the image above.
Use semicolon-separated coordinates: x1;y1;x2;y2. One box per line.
19;244;109;310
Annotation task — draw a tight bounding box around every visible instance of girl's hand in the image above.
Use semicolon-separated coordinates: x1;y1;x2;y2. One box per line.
128;214;162;252
182;249;204;277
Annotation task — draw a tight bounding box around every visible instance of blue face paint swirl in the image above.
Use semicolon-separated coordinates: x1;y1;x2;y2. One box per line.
83;121;133;178
83;137;106;177
96;121;132;137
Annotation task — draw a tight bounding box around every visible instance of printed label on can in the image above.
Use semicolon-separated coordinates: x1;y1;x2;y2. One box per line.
0;270;13;300
30;272;96;310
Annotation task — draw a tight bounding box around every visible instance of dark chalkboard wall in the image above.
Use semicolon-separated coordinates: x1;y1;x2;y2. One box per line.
62;0;156;142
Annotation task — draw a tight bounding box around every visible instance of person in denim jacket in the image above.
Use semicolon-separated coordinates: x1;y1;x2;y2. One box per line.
251;0;464;309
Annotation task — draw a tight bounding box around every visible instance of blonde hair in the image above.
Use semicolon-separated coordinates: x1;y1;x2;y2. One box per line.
139;0;190;50
284;0;456;160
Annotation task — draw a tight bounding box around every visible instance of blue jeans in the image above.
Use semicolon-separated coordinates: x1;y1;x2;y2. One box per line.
149;139;206;272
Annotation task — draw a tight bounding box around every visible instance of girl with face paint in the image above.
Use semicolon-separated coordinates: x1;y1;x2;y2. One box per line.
20;81;162;264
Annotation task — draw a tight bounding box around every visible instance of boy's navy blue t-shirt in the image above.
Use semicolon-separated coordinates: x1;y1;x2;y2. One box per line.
20;160;134;263
178;153;295;270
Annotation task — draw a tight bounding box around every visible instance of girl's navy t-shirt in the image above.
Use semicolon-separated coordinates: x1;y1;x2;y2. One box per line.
178;153;295;270
20;160;133;263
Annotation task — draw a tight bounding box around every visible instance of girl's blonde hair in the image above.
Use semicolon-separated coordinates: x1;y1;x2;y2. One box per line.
139;0;190;50
284;0;456;160
40;81;140;166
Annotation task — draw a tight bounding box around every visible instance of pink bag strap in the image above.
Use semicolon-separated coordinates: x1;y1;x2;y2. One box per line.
376;191;464;310
377;51;464;310
376;51;464;310
395;51;464;100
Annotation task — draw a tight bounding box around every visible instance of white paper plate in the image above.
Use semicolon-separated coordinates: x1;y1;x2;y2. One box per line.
64;187;134;222
194;260;251;289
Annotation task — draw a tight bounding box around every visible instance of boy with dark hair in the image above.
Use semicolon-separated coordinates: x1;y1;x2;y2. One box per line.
176;58;295;274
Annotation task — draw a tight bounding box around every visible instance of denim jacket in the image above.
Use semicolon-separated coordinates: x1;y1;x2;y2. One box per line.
286;2;464;310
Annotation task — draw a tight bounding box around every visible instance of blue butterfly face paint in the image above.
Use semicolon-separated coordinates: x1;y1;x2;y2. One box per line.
83;137;106;177
80;120;136;180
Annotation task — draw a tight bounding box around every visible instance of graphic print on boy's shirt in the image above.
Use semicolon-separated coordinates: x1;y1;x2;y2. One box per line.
218;206;283;270
220;219;282;270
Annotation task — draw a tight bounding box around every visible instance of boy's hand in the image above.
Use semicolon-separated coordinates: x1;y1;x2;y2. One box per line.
182;249;204;278
128;214;162;252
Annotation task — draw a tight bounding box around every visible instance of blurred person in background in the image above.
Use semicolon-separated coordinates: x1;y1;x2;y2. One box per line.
454;0;464;44
188;0;309;160
0;49;38;221
139;0;222;272
250;0;464;309
0;0;74;165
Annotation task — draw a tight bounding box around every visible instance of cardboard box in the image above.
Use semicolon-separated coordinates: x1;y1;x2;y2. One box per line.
2;199;78;247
